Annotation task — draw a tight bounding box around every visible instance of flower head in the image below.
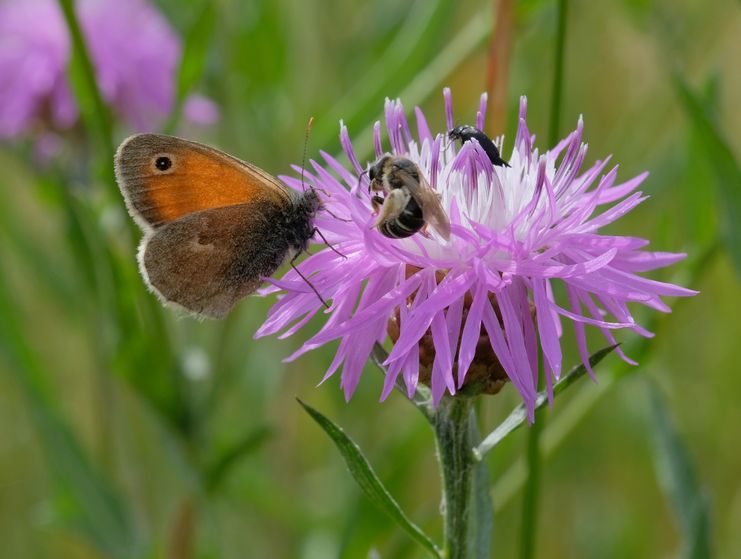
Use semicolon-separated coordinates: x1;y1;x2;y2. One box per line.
0;0;217;142
256;90;697;419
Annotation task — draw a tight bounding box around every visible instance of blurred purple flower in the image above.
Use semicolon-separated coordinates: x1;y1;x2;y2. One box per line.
256;90;697;419
0;0;217;141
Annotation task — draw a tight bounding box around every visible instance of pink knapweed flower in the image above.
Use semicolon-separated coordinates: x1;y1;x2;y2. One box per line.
256;90;697;419
0;0;217;141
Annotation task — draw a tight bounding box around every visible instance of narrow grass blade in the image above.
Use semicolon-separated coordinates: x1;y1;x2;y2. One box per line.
648;384;713;559
205;425;272;492
298;399;442;559
674;74;741;276
312;0;454;147
486;0;515;135
165;2;216;133
343;11;490;161
56;0;115;187
474;345;618;460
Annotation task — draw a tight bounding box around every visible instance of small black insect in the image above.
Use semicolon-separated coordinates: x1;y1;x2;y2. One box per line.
448;125;510;168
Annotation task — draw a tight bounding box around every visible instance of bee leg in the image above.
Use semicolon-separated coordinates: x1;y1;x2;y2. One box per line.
369;178;386;193
418;223;434;239
372;189;406;229
371;195;385;213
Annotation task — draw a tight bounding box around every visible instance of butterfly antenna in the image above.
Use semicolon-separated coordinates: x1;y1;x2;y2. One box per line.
301;116;315;193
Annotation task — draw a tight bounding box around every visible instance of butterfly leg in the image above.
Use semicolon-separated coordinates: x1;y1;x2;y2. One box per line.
290;252;331;309
320;205;352;223
312;227;347;259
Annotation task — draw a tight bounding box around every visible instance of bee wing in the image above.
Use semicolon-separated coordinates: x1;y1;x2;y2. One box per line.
397;169;451;241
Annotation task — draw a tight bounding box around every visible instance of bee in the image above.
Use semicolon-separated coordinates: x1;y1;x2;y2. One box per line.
368;155;450;241
448;125;510;167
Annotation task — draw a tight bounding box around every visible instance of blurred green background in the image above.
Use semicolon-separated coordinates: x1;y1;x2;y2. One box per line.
1;0;740;557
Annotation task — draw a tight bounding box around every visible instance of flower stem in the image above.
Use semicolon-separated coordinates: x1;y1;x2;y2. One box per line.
56;0;115;184
433;396;477;559
519;403;544;559
519;1;569;557
486;0;515;135
548;0;569;146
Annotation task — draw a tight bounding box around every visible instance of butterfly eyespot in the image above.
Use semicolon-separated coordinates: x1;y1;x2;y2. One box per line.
154;156;172;171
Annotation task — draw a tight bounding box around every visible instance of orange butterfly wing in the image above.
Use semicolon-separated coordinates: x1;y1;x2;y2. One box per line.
115;133;292;229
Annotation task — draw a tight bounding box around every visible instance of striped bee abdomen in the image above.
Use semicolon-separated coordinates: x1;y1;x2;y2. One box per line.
378;196;425;238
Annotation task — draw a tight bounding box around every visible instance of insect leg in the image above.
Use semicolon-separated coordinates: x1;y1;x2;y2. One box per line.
312;227;347;259
290;252;330;309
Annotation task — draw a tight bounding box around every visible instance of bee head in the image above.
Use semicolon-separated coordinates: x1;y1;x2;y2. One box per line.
368;155;394;191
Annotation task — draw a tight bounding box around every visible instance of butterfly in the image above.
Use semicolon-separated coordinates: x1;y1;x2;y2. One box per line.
114;134;322;318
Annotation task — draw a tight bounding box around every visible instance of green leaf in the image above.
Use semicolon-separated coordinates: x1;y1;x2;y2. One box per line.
679;74;721;250
297;399;442;559
674;74;741;276
474;345;618;460
648;384;713;559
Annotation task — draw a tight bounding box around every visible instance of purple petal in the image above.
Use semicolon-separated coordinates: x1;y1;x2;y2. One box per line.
430;310;455;403
597;171;649;204
309;272;423;344
340;123;364;175
457;282;487;386
381;354;406;401
476;92;488;130
402;343;421;398
445;293;465;374
373;120;384;158
414;106;433;146
533;278;563;378
610;251;687;272
566;286;596;380
495;287;535;398
576;289;637;366
443;87;454;131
